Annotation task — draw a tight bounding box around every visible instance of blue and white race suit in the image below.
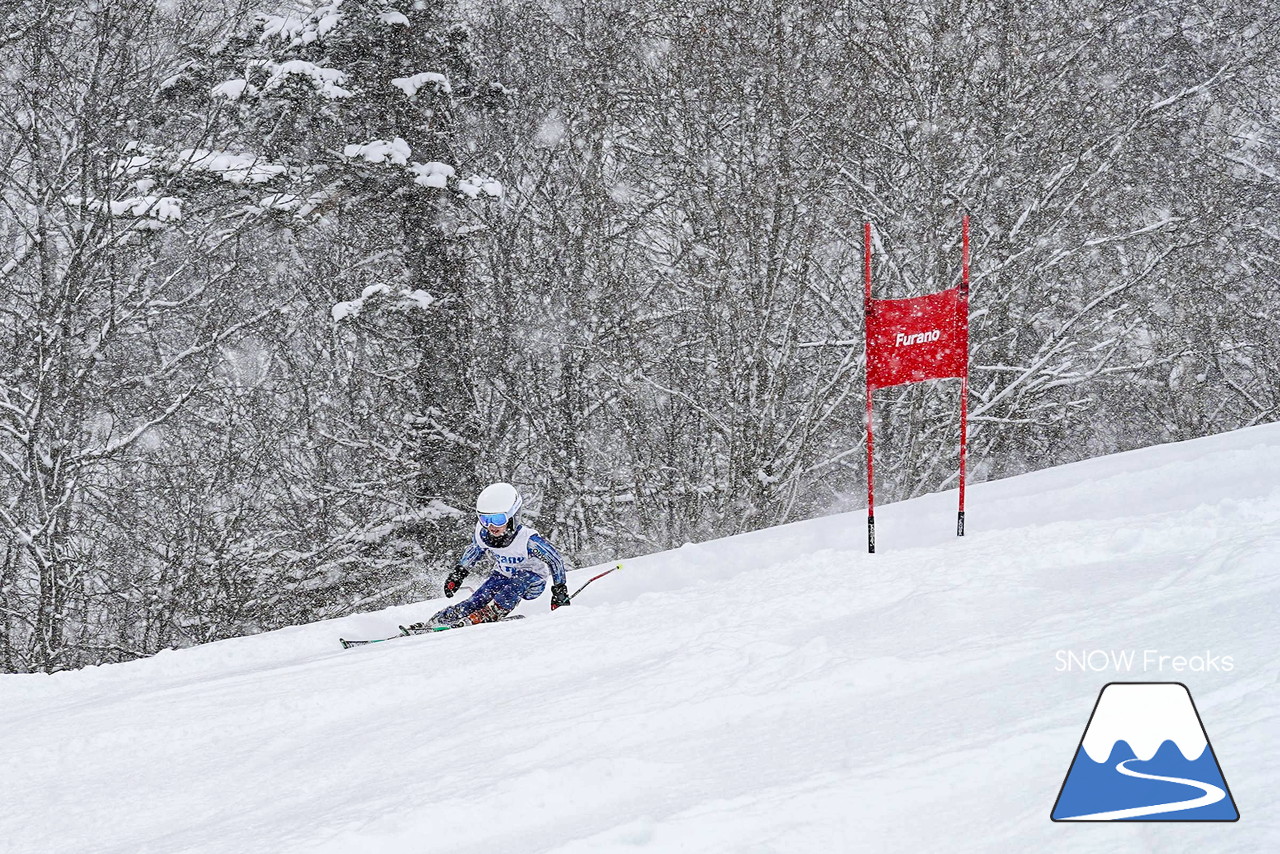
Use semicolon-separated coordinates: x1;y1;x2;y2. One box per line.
431;524;568;621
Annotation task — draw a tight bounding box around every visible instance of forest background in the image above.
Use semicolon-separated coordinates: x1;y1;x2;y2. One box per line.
1;0;1276;672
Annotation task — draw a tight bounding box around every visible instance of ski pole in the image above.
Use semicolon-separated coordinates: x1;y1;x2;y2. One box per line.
570;563;621;601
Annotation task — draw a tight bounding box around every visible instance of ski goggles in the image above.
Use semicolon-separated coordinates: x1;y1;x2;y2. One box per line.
479;511;511;527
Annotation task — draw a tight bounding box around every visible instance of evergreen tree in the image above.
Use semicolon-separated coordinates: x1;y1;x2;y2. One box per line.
156;0;508;569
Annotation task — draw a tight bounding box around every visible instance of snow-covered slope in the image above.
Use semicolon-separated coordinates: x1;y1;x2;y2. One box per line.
4;425;1280;853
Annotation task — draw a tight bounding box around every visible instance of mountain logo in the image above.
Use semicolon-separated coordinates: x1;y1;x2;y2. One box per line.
1051;682;1239;822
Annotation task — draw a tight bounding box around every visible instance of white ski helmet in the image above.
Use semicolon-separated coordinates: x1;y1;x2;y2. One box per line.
476;482;522;530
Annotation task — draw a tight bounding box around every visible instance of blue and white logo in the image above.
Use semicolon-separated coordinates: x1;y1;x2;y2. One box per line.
1052;682;1239;821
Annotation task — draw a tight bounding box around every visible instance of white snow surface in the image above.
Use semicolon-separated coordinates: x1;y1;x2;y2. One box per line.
263;60;351;99
210;78;248;101
67;194;183;222
260;5;341;47
4;424;1280;852
344;137;412;166
118;149;286;185
408;160;455;188
391;71;451;97
458;173;503;198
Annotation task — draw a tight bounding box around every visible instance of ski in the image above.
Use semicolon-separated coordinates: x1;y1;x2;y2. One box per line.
399;614;526;636
339;615;525;649
339;561;619;650
339;630;407;649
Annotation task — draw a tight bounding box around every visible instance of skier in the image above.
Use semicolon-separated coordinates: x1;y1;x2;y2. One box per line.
406;482;571;631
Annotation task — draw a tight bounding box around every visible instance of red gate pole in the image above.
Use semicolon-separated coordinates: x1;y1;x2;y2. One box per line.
864;222;876;553
958;215;970;537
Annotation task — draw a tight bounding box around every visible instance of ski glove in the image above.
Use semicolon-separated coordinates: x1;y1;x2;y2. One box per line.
444;566;469;598
550;583;571;610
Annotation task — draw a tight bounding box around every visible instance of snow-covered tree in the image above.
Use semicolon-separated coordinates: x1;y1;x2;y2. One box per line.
0;0;276;670
147;0;510;585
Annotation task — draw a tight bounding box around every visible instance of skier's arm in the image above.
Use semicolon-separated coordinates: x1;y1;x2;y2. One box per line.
444;543;486;597
528;534;568;587
458;542;485;568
